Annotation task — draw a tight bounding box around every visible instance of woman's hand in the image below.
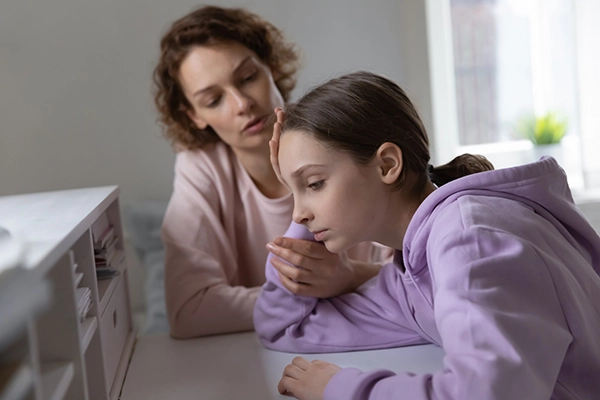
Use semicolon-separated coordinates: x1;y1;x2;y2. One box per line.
277;357;341;400
270;107;286;185
267;237;381;298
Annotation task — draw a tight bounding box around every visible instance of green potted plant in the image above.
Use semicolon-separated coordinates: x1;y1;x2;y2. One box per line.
515;111;568;163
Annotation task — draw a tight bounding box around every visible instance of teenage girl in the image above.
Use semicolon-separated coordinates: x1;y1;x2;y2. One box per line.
254;71;600;399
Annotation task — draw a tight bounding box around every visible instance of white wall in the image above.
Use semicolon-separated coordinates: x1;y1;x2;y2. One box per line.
0;0;437;207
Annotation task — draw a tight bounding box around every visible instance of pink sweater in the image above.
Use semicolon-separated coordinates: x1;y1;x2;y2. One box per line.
161;142;293;338
162;142;379;338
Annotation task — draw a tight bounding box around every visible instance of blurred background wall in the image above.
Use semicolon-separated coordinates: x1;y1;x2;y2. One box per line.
0;0;434;206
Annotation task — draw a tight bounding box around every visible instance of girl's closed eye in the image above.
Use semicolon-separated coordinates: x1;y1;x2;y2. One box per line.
307;180;325;190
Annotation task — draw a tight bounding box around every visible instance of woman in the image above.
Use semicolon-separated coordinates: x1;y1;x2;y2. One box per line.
254;71;600;399
154;6;384;339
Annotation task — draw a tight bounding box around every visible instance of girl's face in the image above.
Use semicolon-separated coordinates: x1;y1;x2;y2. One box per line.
179;42;284;155
278;131;390;253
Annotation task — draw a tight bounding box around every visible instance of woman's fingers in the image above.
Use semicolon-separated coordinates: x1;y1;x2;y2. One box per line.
278;271;311;296
268;242;315;271
270;107;285;184
270;237;331;260
275;107;286;125
271;256;309;282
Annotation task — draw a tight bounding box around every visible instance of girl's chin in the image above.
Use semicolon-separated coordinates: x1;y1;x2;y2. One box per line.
323;240;351;255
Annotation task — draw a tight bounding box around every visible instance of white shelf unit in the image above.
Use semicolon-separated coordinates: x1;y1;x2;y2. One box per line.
0;186;135;400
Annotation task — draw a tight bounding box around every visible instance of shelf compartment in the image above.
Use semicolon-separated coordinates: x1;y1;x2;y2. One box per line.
40;361;74;400
97;250;126;314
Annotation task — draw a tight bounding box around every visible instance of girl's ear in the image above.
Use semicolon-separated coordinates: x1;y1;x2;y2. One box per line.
374;142;403;185
187;108;208;130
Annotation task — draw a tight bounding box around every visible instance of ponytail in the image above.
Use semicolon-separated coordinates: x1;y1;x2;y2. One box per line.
428;154;494;187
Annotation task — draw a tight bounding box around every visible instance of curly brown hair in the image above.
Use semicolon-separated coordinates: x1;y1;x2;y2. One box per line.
153;5;300;151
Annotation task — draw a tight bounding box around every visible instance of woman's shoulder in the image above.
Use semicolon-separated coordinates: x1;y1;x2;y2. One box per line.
174;142;239;178
171;142;241;193
175;142;232;167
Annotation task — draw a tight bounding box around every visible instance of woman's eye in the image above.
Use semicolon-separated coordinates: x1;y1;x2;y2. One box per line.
206;96;221;108
242;71;257;83
307;180;324;190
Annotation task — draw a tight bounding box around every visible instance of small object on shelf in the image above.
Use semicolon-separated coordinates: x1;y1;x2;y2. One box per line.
75;287;92;322
96;267;120;281
93;225;116;252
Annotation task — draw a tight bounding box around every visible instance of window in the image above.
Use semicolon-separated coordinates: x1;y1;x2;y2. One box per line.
449;0;578;146
441;0;600;191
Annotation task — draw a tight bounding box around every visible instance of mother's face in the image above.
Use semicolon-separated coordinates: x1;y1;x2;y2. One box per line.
179;42;284;155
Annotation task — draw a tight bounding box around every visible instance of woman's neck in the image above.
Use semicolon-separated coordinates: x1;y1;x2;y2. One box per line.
234;147;289;199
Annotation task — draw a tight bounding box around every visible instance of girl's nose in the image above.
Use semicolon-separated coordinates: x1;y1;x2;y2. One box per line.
292;203;312;225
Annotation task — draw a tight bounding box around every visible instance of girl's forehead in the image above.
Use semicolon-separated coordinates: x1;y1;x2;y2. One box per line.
278;131;353;175
280;130;327;153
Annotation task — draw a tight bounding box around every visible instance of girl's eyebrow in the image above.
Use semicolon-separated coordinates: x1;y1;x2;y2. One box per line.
291;164;324;179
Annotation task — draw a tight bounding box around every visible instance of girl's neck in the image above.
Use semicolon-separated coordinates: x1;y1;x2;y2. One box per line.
234;146;289;199
379;180;437;250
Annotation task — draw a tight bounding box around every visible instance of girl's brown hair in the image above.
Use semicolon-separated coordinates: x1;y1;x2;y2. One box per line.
154;6;299;151
282;71;493;193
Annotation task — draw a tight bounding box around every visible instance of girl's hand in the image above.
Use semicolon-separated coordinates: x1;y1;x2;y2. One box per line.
277;357;341;400
267;237;381;298
270;107;286;185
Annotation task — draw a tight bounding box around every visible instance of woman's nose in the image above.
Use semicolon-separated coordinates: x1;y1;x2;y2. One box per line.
231;89;254;114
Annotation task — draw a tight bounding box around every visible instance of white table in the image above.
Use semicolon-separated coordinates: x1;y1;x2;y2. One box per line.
120;332;445;400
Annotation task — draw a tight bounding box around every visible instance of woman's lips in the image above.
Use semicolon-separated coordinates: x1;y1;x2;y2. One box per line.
243;115;268;135
313;230;327;242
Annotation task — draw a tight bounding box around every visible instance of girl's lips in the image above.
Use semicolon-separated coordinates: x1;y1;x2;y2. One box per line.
313;230;327;242
243;115;268;135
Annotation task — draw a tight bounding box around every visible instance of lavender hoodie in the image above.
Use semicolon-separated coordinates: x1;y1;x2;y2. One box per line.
254;157;600;399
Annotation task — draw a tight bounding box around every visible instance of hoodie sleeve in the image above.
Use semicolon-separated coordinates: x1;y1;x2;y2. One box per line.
323;226;573;400
253;222;427;353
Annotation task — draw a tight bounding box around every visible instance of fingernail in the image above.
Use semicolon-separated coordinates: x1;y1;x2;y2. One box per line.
273;237;283;246
266;243;275;251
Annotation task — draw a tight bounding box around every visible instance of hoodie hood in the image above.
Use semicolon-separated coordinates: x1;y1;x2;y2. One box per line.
403;156;600;278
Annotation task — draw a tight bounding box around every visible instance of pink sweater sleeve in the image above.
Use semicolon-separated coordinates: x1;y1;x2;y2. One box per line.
162;150;263;338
